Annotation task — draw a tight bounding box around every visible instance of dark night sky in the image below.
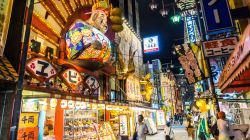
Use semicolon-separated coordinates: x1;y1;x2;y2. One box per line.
138;0;184;72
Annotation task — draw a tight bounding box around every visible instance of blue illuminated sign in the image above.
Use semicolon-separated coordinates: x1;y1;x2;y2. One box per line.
201;0;233;33
186;16;197;43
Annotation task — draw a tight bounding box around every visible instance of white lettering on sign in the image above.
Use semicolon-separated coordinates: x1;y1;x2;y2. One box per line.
61;68;82;89
26;58;57;82
208;0;220;23
203;37;237;57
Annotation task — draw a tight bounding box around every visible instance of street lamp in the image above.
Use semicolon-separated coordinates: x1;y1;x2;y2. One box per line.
159;0;168;17
149;0;158;11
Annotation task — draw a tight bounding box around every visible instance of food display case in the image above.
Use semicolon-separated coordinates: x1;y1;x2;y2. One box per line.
96;122;116;140
64;109;98;140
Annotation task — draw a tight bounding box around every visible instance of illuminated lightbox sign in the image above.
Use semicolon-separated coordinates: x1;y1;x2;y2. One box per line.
26;58;57;82
143;36;159;53
65;20;111;62
60;68;83;89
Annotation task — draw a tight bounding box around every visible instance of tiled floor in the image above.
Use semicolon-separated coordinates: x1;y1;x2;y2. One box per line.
146;126;190;140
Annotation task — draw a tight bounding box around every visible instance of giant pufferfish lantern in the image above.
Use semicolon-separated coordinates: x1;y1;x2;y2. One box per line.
65;1;117;63
140;73;153;102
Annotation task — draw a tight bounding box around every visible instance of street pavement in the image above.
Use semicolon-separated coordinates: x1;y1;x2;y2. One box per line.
146;125;191;140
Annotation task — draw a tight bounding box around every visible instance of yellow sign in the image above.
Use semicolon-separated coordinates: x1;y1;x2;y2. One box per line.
19;113;39;128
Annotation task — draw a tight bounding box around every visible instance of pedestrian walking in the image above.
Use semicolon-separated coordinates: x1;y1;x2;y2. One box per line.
164;122;174;140
134;115;148;140
217;112;230;140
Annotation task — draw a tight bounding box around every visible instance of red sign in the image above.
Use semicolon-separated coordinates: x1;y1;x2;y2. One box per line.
219;25;250;88
17;127;38;140
60;68;83;89
203;37;237;57
26;58;57;82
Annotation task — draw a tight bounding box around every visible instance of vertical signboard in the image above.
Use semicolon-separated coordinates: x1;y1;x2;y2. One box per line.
201;0;233;33
209;56;229;86
119;115;128;136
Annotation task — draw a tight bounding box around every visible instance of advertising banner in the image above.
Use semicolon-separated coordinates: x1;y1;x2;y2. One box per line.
203;37;237;57
143;36;159;53
209;55;229;86
201;0;233;33
119;115;128;136
156;110;165;126
175;43;204;84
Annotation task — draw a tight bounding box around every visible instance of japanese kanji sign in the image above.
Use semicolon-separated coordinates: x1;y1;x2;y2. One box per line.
201;0;233;33
185;16;197;43
203;37;237;57
85;76;99;91
175;43;204;84
17;127;38;140
19;113;39;128
26;58;57;82
219;25;250;89
60;68;83;89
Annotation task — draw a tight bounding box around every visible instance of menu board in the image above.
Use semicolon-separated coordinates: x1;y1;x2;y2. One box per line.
156;111;165;126
119;115;128;136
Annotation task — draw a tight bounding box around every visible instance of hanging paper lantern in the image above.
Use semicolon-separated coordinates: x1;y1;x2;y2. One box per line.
80;102;87;109
61;100;67;108
75;101;81;109
50;99;57;109
68;100;75;109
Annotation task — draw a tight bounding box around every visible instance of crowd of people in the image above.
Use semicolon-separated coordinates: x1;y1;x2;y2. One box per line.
132;111;250;140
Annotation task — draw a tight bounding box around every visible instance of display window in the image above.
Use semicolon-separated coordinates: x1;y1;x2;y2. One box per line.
18;94;115;140
105;105;131;138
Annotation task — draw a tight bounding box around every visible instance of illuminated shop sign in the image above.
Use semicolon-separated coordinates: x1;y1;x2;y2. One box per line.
203;37;237;57
60;68;83;89
175;43;204;84
65;20;111;62
185;16;197;43
143;36;159;53
201;0;233;33
26;58;57;82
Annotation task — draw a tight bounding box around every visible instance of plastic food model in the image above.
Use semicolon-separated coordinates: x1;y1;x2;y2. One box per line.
64;110;99;139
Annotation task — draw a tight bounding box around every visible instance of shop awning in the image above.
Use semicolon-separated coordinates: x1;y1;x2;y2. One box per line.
0;57;18;83
218;24;250;93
